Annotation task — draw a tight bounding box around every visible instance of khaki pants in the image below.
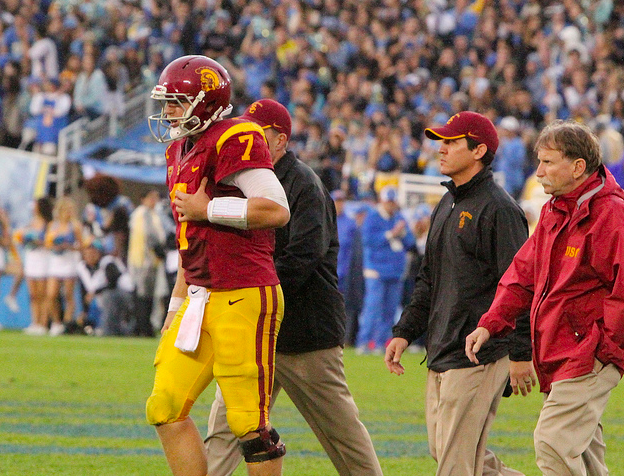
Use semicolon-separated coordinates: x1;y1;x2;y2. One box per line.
426;356;524;476
205;346;383;476
534;360;621;476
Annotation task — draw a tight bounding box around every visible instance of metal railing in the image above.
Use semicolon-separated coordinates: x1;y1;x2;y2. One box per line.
55;86;153;197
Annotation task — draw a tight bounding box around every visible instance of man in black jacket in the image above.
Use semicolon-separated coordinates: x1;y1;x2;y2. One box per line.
174;99;382;476
385;112;534;476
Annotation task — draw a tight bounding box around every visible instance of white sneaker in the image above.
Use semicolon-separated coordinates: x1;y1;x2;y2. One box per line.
24;324;48;336
49;322;66;336
4;295;19;313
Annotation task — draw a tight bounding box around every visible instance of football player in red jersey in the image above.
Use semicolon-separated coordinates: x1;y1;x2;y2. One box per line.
176;99;384;476
145;55;290;476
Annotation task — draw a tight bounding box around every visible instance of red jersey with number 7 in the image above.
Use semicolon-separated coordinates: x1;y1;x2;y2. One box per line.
165;117;279;289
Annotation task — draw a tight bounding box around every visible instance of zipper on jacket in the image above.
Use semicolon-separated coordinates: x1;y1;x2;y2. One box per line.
533;275;549;350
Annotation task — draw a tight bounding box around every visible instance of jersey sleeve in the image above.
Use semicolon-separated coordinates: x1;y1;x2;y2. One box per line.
214;122;273;183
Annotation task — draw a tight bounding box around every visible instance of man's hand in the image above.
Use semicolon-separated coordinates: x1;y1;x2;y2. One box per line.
161;310;177;334
174;177;210;222
385;338;409;375
509;360;537;396
465;327;491;364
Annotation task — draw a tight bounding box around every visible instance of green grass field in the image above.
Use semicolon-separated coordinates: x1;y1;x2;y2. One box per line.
1;331;623;476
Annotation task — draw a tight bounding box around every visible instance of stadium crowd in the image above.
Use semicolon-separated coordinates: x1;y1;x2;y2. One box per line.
1;0;624;339
1;0;624;189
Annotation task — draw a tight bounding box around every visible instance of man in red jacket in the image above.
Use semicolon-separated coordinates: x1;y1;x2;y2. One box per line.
466;120;624;476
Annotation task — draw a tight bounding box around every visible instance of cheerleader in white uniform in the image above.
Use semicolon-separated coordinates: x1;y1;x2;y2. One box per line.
44;197;83;336
15;197;53;335
0;208;24;317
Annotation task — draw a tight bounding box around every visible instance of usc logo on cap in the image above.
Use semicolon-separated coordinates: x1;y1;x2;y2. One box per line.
195;67;220;92
459;211;473;229
247;101;261;114
447;113;460;125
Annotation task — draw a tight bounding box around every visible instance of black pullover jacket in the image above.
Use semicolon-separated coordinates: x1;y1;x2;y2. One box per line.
393;166;532;371
273;151;346;354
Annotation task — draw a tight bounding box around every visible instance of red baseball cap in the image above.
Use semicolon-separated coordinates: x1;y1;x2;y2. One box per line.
241;99;292;140
424;111;499;153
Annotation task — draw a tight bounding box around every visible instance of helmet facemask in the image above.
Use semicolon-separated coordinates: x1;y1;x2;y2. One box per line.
148;85;232;143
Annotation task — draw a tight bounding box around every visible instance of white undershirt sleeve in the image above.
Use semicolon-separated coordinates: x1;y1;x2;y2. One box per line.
222;168;290;212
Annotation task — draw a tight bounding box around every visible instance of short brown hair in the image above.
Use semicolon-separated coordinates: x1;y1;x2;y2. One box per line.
534;120;602;175
466;136;495;167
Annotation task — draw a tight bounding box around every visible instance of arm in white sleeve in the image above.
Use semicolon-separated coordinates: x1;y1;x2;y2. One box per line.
223;168;289;211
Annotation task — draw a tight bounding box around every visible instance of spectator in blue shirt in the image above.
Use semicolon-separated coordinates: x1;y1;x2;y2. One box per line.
239;24;275;101
29;77;71;155
332;190;363;346
73;53;106;119
356;186;415;354
494;116;528;199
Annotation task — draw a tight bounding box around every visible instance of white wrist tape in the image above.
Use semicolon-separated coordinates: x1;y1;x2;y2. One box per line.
207;197;249;229
168;297;185;313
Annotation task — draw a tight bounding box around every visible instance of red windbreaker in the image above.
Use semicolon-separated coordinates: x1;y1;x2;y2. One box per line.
479;166;624;392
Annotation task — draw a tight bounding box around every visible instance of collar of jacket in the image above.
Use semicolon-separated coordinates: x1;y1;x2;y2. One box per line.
273;150;297;180
551;167;604;214
441;165;493;199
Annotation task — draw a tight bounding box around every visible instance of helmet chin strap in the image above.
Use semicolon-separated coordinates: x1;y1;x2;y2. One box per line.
204;104;233;126
220;104;233;118
169;126;184;139
187;104;234;136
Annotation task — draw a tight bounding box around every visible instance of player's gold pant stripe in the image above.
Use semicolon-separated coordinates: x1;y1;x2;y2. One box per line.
255;286;268;429
254;285;280;430
267;285;279;402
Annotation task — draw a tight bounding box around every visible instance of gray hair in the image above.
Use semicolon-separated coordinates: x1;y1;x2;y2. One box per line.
534;120;602;175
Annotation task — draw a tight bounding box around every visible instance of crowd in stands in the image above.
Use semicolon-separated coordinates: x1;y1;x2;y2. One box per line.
1;0;624;340
1;0;623;191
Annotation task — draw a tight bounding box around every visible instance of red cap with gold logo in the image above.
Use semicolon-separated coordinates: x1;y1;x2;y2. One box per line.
425;111;499;153
241;99;292;140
